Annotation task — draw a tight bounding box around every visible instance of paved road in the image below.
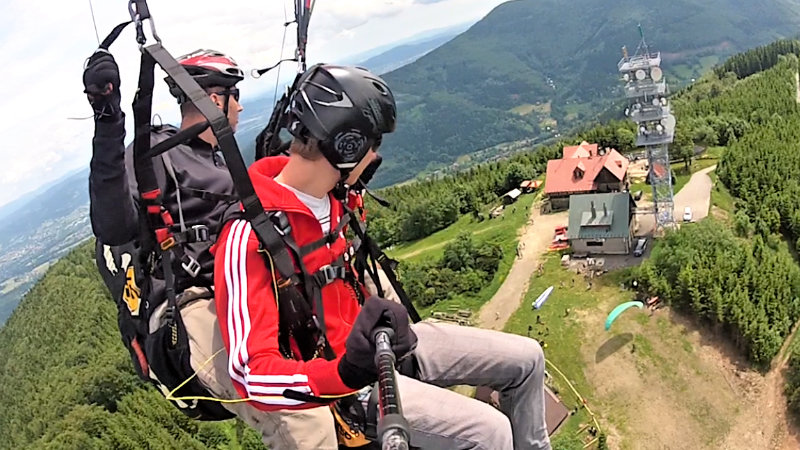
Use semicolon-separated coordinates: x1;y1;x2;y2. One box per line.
673;165;715;223
635;165;716;234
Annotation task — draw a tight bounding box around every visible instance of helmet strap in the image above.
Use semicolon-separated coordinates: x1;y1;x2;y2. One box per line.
332;181;349;201
220;92;230;118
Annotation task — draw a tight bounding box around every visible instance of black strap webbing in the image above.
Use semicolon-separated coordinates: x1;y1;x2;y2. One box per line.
346;208;421;323
145;121;210;159
142;44;296;281
98;21;132;51
132;51;158;197
277;220;330;341
179;187;239;203
298;215;350;256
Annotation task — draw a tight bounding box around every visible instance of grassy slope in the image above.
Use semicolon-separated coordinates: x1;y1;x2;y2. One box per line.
502;145;747;448
388;193;538;318
504;253;741;448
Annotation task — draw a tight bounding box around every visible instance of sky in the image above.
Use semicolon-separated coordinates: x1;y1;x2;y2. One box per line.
0;0;509;209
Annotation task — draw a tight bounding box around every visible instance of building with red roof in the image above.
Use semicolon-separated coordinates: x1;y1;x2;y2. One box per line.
544;141;629;210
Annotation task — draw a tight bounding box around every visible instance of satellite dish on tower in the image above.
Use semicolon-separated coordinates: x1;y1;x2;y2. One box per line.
624;107;630;116
651;67;663;81
652;98;660;106
656;124;664;132
661;115;676;131
635;69;646;81
660;97;668;106
623;73;630;82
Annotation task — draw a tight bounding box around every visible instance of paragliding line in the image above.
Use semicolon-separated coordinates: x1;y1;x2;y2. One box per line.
273;0;291;103
88;0;100;45
545;359;602;435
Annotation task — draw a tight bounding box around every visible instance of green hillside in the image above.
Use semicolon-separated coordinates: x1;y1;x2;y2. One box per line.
376;0;800;187
0;241;262;449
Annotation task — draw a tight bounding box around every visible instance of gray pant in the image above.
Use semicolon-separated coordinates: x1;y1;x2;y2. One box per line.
402;321;551;450
182;297;549;450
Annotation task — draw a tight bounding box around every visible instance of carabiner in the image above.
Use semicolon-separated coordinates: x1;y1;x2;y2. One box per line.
128;0;161;47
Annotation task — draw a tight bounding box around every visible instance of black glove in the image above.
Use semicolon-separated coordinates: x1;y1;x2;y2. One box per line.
83;50;122;121
338;296;417;389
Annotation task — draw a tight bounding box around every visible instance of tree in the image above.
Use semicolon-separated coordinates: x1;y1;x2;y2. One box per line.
504;162;536;192
616;127;636;153
692;123;718;147
672;125;695;170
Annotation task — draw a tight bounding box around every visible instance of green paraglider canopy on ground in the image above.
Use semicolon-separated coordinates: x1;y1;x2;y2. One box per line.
605;301;644;331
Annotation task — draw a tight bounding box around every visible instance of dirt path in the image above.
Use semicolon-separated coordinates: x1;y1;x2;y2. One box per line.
477;205;568;329
720;320;800;450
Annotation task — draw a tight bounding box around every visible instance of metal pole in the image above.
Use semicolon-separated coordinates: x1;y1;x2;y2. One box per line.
374;328;410;450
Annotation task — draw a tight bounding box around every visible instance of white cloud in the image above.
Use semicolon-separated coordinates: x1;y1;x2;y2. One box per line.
0;0;505;208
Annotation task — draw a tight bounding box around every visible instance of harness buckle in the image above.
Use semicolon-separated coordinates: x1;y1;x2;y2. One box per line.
181;255;202;278
190;224;210;242
270;211;292;236
160;236;176;251
316;264;346;286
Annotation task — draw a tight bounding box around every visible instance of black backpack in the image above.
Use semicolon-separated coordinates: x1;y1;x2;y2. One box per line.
96;125;240;421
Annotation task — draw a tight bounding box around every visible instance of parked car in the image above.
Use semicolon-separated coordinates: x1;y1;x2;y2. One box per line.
633;238;648;257
683;206;692;222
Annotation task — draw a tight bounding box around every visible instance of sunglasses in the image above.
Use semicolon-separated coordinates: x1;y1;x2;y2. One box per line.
210;87;240;102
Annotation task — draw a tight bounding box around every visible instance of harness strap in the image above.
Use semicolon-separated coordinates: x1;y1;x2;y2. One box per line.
98;21;132;52
161;152;187;232
344;206;421;323
180;187;239;203
172;225;210;245
145;121;210;159
130;41;192;326
310;259;347;289
299;215;350;256
271;213;336;361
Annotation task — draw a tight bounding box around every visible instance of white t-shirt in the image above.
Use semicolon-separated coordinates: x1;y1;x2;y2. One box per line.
277;182;332;234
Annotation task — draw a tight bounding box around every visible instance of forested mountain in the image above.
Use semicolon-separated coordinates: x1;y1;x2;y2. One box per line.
375;0;800;187
0;241;263;449
0;168;92;325
8;29;800;447
356;28;465;75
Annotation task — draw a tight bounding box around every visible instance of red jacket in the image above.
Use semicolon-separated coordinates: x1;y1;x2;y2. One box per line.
212;156;362;411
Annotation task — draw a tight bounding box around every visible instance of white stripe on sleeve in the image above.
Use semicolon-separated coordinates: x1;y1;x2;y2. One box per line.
223;219;315;407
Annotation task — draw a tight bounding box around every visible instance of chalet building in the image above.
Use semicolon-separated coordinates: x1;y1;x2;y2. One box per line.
567;192;636;256
544;141;629;210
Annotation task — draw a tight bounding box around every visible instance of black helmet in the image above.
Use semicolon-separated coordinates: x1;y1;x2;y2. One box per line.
287;64;396;173
165;49;244;103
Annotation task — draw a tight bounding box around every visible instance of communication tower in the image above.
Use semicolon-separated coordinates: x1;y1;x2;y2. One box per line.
619;26;676;229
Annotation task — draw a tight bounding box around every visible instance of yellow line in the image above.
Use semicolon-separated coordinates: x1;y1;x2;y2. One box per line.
545;359;603;435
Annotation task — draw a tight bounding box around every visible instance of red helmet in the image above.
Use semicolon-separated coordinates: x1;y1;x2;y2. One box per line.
165;49;244;102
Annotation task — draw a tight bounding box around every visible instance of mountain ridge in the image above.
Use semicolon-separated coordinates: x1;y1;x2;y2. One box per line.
373;0;800;187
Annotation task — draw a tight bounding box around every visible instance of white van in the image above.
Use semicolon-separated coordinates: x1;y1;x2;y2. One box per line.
683;206;692;222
